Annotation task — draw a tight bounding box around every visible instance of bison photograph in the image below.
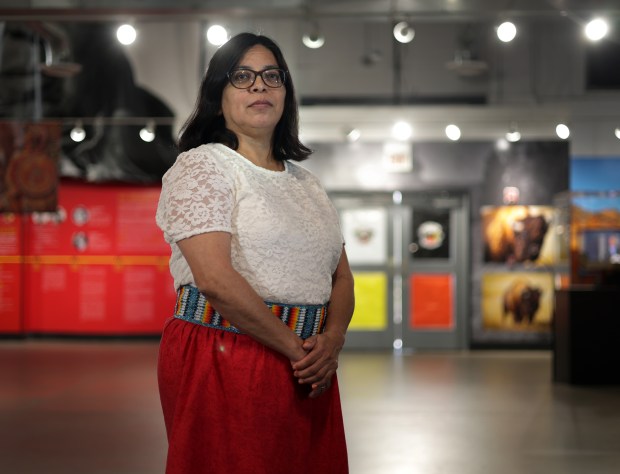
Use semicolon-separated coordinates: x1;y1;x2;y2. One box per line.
482;205;555;265
481;272;553;332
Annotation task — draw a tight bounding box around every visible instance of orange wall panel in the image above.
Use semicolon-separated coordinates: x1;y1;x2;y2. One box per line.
409;273;454;329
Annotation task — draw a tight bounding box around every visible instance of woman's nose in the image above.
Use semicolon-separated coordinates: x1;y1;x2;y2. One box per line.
251;75;268;91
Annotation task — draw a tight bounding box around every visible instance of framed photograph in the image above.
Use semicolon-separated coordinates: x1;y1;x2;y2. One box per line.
410;208;451;259
481;205;555;265
341;207;388;265
481;272;554;332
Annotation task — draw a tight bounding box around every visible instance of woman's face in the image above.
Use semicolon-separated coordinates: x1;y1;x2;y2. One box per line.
221;45;286;140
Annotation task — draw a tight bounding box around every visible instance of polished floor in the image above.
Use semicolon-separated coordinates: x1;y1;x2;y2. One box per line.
1;341;619;474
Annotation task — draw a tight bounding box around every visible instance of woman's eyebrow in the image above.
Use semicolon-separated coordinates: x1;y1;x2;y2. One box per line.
235;64;280;70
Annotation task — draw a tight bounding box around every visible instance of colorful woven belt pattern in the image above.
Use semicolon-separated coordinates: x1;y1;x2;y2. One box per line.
173;285;328;339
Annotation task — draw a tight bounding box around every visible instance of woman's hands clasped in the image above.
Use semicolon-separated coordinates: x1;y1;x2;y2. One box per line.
291;331;345;399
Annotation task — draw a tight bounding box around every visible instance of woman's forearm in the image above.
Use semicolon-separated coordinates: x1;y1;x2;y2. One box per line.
178;233;306;362
203;268;307;361
323;270;354;348
324;247;355;343
290;248;354;393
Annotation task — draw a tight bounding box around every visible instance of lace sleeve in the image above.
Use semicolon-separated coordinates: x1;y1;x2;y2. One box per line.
156;149;234;243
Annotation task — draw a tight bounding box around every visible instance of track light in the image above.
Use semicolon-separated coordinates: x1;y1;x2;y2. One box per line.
116;24;137;45
70;121;86;142
445;124;461;141
556;123;570;140
302;32;325;49
302;21;325;49
206;25;229;46
497;21;517;42
393;21;415;43
505;123;521;142
585;18;609;41
506;131;521;142
392;121;412;141
139;121;156;142
345;128;361;142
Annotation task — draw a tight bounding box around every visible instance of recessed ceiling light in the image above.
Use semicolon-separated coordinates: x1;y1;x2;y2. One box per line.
497;21;517;42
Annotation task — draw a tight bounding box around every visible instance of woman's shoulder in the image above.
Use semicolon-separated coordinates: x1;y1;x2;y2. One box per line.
286;160;322;184
168;143;236;173
161;144;238;188
175;143;230;164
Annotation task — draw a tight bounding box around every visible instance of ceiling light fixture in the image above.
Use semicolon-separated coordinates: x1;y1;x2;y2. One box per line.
302;21;325;49
392;191;403;205
70;121;86;142
206;25;229;46
139;121;156;142
392;121;413;141
556;123;570;140
497;21;517;42
506;123;521;143
393;21;415;43
116;24;137;45
302;32;325;49
345;128;361;142
615;127;620;140
445;124;461;141
506;131;521;142
301;11;325;49
585;18;609;41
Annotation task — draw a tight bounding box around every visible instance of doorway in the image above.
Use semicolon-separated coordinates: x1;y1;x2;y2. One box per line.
331;191;470;350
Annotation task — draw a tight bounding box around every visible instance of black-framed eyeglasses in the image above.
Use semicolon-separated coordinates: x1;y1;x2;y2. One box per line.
227;68;287;89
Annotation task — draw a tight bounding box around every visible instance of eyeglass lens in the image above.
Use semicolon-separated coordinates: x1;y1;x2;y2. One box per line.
229;69;285;88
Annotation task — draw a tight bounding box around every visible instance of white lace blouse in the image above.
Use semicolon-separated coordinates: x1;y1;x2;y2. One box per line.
156;143;343;305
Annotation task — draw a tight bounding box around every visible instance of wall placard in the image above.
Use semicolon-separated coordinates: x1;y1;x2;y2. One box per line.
410;273;453;329
21;181;175;335
349;272;388;331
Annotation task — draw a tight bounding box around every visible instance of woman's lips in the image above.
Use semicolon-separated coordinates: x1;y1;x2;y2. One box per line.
249;100;272;107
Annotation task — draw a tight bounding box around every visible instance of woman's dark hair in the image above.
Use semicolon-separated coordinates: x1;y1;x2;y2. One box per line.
178;32;311;161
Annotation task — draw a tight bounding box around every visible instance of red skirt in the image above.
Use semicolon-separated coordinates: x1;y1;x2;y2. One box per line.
158;317;348;474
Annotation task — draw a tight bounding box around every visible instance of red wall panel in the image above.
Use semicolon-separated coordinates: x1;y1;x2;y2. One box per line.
0;213;24;334
20;182;176;335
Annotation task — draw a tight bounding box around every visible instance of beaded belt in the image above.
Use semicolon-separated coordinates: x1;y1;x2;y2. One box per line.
173;285;328;340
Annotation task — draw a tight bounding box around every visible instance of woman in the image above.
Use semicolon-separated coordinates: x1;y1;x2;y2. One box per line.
156;32;354;474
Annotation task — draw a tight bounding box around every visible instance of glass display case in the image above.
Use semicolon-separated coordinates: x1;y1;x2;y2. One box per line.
555;190;620;287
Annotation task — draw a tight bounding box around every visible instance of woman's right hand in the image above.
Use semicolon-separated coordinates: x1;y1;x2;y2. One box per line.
291;330;344;397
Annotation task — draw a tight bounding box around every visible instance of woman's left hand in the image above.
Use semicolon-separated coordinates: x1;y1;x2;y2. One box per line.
291;331;344;398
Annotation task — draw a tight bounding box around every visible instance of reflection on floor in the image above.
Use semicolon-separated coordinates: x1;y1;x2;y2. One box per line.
1;341;619;474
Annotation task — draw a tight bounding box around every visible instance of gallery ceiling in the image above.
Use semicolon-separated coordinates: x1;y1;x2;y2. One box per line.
2;0;620;148
1;0;620;22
